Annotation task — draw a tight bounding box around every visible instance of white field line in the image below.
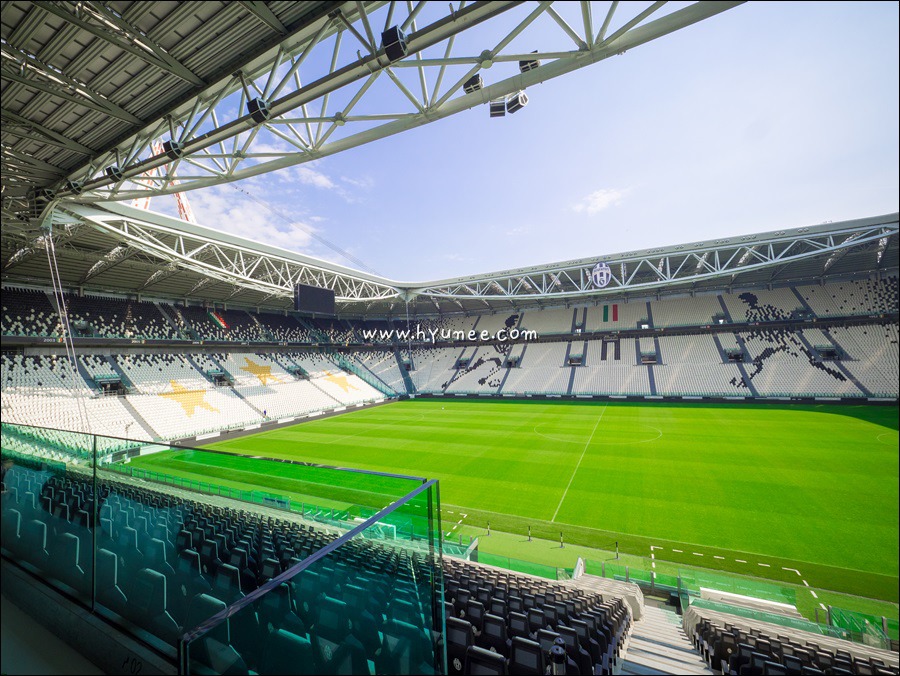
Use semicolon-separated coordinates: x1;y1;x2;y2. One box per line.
758;563;770;567
551;405;607;522
714;556;725;560
736;559;747;563
810;590;818;599
782;567;802;576
673;549;683;553
693;552;704;557
820;603;828;611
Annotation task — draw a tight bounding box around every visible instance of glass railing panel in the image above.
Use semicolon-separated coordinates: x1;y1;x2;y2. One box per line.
3;421;441;666
1;423;97;607
688;597;857;642
182;479;443;675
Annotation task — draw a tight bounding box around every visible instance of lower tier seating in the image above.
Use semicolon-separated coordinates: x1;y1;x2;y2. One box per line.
685;604;899;676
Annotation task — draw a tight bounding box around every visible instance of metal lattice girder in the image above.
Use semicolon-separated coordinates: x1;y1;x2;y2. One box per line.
44;1;745;202
406;215;900;301
61;201;401;301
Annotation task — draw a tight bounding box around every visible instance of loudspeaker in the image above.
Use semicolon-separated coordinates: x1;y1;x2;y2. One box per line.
381;25;408;62
463;74;483;94
162;140;184;159
506;91;528;114
105;165;124;181
489;99;506;118
26;188;55;219
519;51;540;73
65;180;84;195
247;98;271;124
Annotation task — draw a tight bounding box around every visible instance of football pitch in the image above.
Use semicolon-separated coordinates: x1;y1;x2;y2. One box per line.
127;399;899;605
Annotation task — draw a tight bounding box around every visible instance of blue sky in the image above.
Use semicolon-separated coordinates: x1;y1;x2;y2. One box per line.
153;1;899;282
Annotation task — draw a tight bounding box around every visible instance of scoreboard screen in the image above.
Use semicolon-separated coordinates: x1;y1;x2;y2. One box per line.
293;283;336;315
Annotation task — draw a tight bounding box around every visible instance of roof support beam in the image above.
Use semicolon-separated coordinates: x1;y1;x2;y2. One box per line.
32;1;205;86
239;1;289;34
0;108;95;155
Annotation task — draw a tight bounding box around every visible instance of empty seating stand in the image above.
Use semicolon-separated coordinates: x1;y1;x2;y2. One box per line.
443;557;632;675
687;608;900;676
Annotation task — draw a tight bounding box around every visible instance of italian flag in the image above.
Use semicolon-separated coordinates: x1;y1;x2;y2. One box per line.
208;311;228;329
602;304;618;322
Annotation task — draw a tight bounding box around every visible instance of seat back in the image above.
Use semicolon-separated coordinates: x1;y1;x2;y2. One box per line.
465;645;508;675
447;616;474;675
509;636;545;675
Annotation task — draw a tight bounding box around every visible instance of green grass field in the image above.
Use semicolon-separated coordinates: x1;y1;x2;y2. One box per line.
127;399;899;610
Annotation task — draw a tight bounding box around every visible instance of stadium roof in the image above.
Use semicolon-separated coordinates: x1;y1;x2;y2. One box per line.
2;1;897;317
3;1;744;216
2;200;897;317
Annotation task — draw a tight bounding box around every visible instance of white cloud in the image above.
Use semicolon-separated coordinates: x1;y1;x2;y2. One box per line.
294;166;336;189
187;185;318;253
572;187;629;214
340;175;375;190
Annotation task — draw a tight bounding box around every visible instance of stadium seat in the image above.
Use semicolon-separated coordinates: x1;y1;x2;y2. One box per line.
96;548;128;615
260;629;316;675
465;645;508;675
378;618;437;675
182;593;248;675
447;616;475;675
509;636;545;675
477;613;511;655
127;568;180;644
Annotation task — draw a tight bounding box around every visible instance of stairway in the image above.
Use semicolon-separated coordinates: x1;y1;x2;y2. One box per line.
621;605;713;676
118;397;159;441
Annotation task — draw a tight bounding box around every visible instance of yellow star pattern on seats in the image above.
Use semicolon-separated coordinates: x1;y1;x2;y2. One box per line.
322;371;358;393
159;381;219;416
240;357;281;385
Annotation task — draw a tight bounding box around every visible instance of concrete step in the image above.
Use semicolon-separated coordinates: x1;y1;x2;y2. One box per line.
621;605;714;676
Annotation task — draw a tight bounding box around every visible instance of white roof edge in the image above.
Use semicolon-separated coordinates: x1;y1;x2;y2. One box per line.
93;201;898;291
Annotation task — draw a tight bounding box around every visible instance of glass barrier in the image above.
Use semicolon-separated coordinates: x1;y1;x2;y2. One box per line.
1;435;95;610
687;597;858;642
473;552;560;580
830;606;892;648
678;567;796;606
181;480;444;675
2;421;442;671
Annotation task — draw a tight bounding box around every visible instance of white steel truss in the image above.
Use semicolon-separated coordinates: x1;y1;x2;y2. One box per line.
43;0;744;202
61;202;400;301
30;204;897;306
406;216;900;301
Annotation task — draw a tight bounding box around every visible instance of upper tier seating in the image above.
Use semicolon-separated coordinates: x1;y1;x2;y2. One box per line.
651;295;723;328
798;277;899;318
520;308;577;336
258;312;311;343
1;287;61;337
64;294;177;340
721;288;802;323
